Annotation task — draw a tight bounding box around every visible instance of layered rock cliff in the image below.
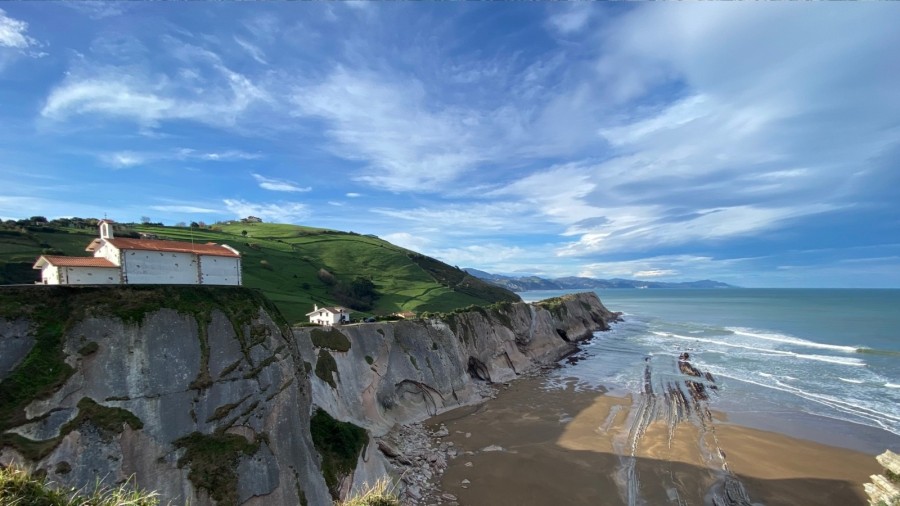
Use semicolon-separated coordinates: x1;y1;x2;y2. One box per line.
0;286;331;506
0;287;616;505
295;293;618;493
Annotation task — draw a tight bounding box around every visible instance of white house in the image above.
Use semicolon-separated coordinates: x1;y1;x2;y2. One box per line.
306;304;351;326
33;220;242;286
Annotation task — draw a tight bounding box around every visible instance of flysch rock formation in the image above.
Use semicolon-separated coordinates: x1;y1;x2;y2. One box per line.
295;292;619;499
1;287;617;505
866;450;900;505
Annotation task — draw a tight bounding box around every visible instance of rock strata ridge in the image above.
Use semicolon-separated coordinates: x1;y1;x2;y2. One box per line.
1;287;617;505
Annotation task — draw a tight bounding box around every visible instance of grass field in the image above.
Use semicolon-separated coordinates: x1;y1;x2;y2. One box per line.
0;221;519;323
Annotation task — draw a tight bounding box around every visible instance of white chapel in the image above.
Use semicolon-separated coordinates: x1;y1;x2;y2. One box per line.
33;220;242;286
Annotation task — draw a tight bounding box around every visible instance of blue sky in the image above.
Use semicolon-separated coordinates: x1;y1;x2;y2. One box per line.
1;3;899;287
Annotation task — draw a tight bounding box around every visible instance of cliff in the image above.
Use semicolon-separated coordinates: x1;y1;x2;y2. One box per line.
295;292;618;494
0;287;617;505
0;286;331;506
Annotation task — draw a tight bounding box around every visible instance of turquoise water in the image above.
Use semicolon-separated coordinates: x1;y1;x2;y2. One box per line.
521;289;900;452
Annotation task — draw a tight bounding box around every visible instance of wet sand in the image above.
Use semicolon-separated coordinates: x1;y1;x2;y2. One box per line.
431;377;880;505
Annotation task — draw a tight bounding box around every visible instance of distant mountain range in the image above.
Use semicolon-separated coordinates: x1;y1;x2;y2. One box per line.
463;268;737;292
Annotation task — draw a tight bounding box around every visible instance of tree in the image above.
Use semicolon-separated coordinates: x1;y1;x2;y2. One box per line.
140;216;151;224
190;222;200;228
241;230;248;237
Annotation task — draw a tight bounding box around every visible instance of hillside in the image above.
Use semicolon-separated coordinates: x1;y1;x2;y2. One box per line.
464;268;737;291
0;218;519;323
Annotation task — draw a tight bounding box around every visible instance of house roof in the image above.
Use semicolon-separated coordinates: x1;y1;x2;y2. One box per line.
88;238;240;258
33;256;118;269
305;306;349;316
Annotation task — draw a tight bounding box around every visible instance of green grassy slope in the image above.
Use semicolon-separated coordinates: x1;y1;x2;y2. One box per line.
0;220;519;323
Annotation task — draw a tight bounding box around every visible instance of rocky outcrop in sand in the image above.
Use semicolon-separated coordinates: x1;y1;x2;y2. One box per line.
866;450;900;505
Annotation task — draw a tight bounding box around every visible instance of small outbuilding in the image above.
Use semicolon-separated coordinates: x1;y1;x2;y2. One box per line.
306;304;351;326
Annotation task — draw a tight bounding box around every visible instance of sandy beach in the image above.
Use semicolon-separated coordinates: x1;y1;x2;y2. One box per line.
430;376;881;505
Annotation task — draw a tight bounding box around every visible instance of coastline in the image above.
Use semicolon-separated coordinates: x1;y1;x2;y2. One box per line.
428;376;880;505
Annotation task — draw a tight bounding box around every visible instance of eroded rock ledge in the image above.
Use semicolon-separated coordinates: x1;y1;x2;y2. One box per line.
295;291;620;496
1;287;616;505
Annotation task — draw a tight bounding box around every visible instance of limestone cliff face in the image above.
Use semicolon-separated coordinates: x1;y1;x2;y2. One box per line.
0;286;331;506
297;292;616;435
294;292;617;494
1;288;615;505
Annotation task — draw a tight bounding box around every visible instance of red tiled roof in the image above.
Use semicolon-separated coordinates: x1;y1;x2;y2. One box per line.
37;256;118;268
105;238;240;258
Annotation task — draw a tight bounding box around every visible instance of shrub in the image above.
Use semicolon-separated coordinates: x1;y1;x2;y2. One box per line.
0;465;159;506
338;479;400;506
311;327;351;352
310;408;368;499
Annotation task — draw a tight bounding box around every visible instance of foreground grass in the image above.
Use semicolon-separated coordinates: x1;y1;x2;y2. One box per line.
0;465;160;506
337;479;400;506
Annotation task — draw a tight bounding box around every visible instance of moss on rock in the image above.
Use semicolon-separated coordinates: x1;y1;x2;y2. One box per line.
309;408;368;499
174;432;260;506
310;327;351;352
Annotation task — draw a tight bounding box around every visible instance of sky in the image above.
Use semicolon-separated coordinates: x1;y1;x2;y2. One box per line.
1;3;899;288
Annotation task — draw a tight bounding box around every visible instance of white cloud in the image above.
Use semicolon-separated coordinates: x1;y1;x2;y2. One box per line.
149;205;219;214
546;4;593;35
234;37;268;65
41;37;269;127
100;148;261;168
223;199;309;222
292;68;488;191
345;192;361;198
0;9;35;49
372;201;535;235
556;204;836;257
252;173;311;192
381;232;430;252
102;151;145;168
633;269;677;278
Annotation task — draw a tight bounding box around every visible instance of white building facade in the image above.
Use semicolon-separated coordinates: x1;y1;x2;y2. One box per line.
306;305;351;326
34;220;242;286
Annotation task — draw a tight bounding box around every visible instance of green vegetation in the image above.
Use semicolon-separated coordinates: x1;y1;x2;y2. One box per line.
887;468;900;485
174;432;260;506
0;397;143;461
0;285;280;460
337;479;400;506
365;355;374;365
311;327;352;352
0;465;160;506
315;350;339;388
310;408;369;499
0;218;520;323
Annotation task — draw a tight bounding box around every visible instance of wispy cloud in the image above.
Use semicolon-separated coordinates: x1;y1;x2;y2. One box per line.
223;199;309;222
100;148;261;168
41;35;269;128
234;36;268;65
0;8;45;63
252;173;310;192
292;68;488;191
0;8;37;49
546;3;594;35
149;205;219;214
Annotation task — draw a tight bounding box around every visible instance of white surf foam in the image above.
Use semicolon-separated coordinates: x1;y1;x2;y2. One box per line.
838;377;864;384
727;327;858;353
886;383;900;389
651;331;866;366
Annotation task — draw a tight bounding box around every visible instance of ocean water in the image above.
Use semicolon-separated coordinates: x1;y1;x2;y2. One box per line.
521;288;900;453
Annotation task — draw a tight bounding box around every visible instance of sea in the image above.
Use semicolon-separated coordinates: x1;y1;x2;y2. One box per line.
520;288;900;454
